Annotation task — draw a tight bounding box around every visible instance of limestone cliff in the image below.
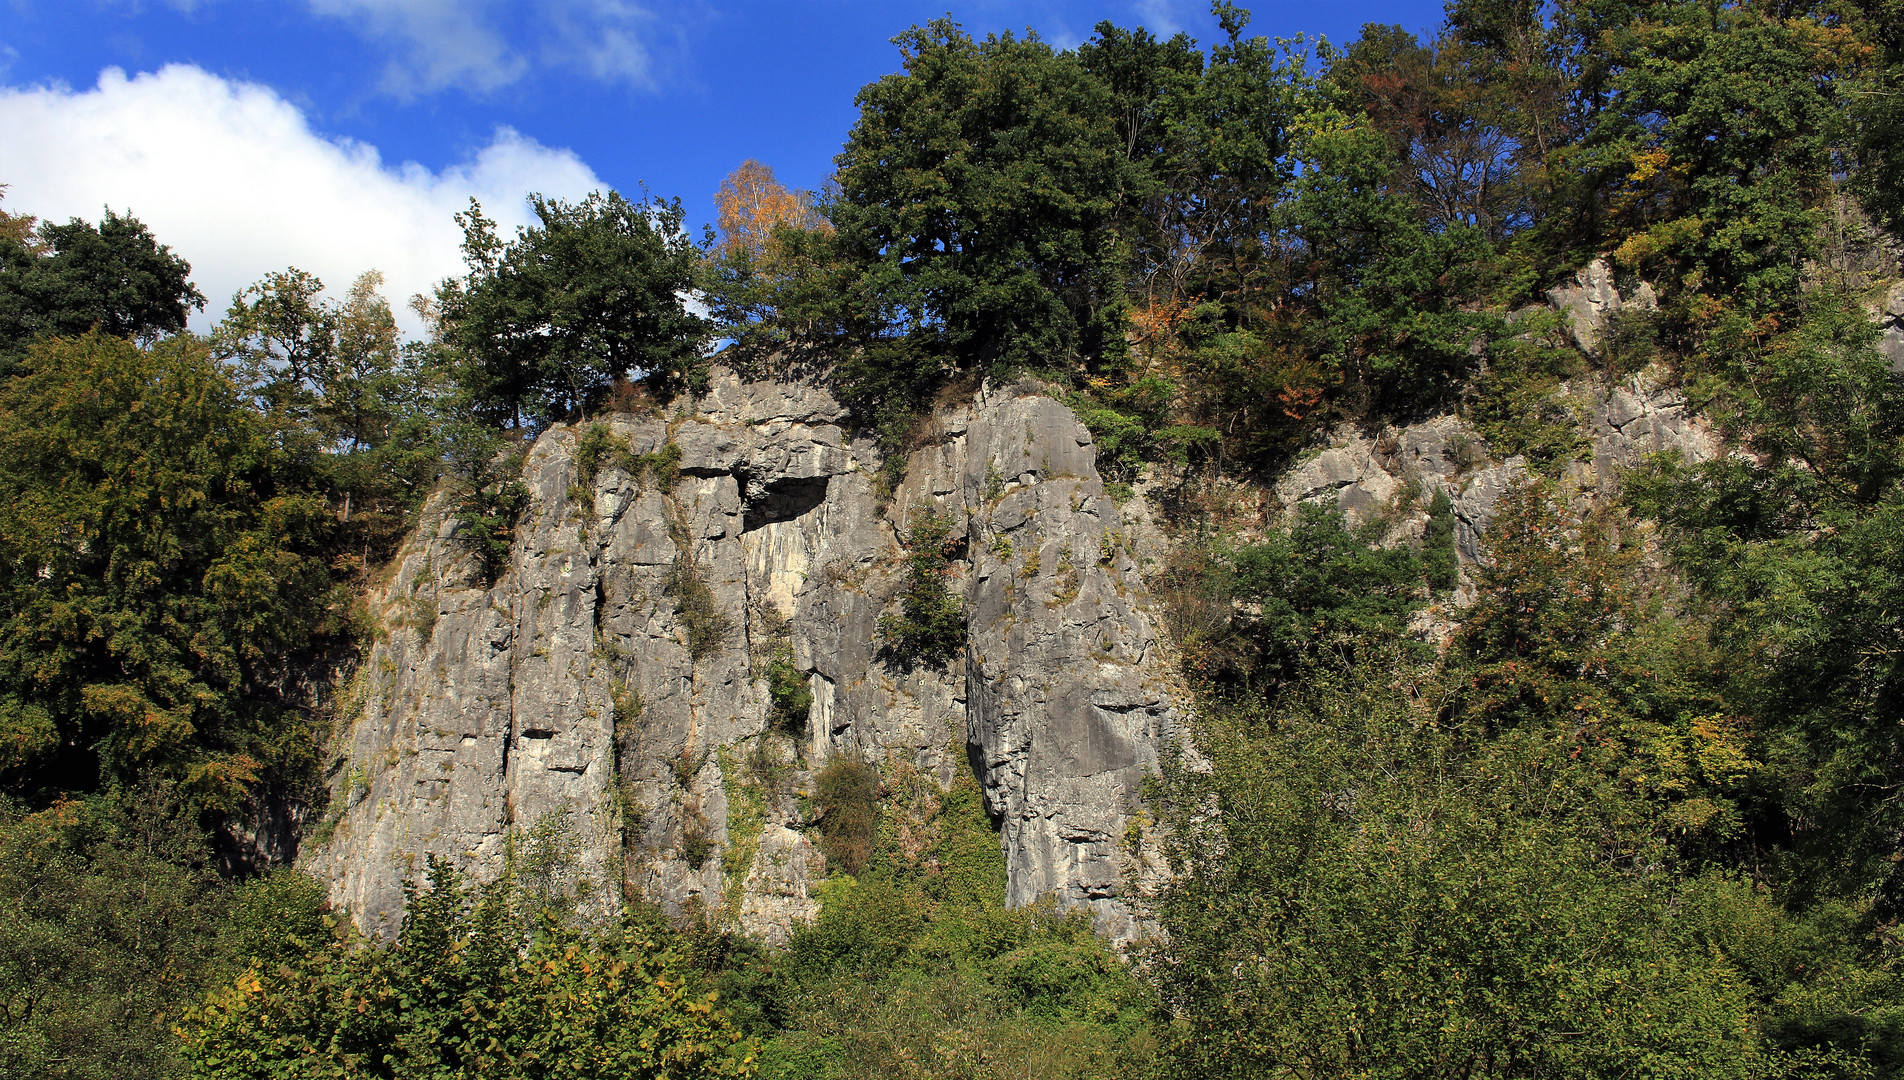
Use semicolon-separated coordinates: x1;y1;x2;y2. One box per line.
302;329;1720;946
302;372;1184;943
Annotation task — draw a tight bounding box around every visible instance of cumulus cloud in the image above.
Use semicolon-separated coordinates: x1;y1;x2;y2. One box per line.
0;64;605;336
307;0;666;96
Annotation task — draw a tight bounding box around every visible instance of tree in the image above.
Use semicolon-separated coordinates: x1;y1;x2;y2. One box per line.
437;191;711;427
1580;3;1865;313
214;269;449;565
828;21;1138;420
0;208;203;373
1281;107;1499;414
0;332;342;814
1221;503;1433;687
713;161;825;259
874;508;966;668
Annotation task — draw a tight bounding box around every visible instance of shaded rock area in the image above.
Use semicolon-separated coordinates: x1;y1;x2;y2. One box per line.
1273;370;1720;568
302;370;1182;945
1879;282;1904;370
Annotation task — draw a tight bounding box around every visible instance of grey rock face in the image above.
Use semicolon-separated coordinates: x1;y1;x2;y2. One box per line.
303;371;1180;945
894;388;1183;942
1273;370;1718;568
1545;258;1657;356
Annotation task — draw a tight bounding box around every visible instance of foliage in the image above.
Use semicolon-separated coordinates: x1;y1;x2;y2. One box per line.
811;757;878;877
0;786;332;1080
447;444;529;587
1281;108;1501;415
765;658;811;735
666;556;732;661
213;268;451;565
713;160;827;259
1853;27;1904;238
182;858;758;1079
1463;308;1592;475
0;208;203;374
1147;654;1775;1080
833;22;1135;389
757;762;1153;1080
1582;4;1864;313
1422;488;1458;590
0;332;343;812
1173;503;1436;689
436;191;711;426
876;509;966;668
1621;294;1904;906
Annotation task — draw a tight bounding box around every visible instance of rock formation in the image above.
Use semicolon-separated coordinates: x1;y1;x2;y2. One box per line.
302;371;1184;944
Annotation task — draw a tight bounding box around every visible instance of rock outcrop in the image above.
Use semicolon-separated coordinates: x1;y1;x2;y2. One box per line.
1545;258;1658;357
1273;369;1720;565
302;371;1182;944
1879;281;1904;370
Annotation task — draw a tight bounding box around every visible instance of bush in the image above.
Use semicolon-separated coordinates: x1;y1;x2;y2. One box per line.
876;510;966;668
1148;654;1773;1080
182;858;756;1079
812;757;879;877
666;556;732;660
766;657;812;734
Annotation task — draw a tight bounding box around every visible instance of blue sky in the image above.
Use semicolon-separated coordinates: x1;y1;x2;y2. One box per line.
0;0;1443;332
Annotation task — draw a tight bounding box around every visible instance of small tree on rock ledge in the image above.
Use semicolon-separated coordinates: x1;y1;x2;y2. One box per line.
877;509;966;669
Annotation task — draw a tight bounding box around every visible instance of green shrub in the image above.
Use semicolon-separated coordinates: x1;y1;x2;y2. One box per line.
766;657;812;734
182;859;755;1078
876;509;966;667
573;421;616;492
452;473;528;585
1423;488;1458;591
666;556;731;660
812;757;879;876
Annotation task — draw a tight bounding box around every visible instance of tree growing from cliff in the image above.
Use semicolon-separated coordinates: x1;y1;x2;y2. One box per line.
876;509;966;668
436;191;711;427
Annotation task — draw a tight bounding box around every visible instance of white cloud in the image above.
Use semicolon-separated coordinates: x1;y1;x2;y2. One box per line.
307;0;667;96
306;0;527;96
0;64;605;337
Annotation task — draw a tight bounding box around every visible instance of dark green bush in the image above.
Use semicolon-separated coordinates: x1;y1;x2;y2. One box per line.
876;509;966;668
766;657;812;734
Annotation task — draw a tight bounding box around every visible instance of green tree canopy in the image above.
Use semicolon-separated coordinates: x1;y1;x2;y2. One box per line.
436;191;710;428
0;208;204;374
0;332;341;814
828;21;1138;420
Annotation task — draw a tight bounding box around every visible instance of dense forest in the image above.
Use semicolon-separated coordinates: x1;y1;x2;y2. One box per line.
5;0;1904;1075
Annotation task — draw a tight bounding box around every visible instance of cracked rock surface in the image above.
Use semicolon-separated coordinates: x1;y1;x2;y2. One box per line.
1272;369;1719;569
302;370;1182;945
